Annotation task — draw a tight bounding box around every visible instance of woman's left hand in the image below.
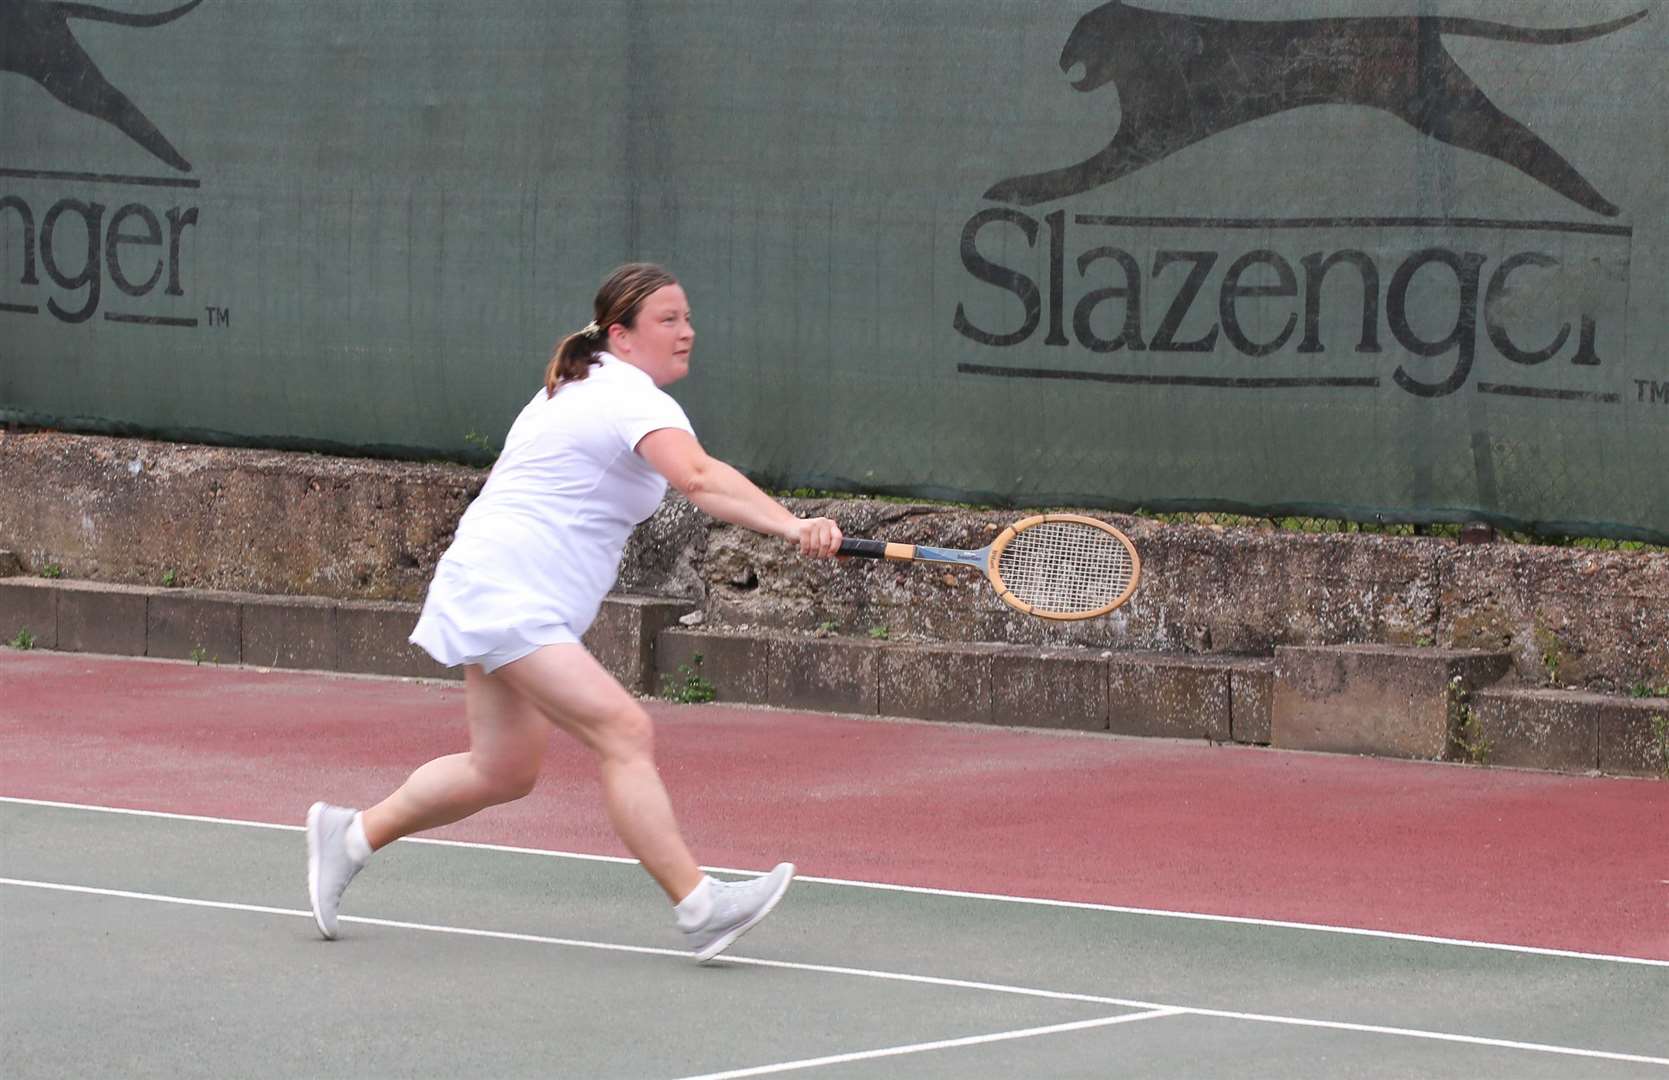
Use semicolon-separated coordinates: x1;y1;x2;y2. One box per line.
793;516;844;558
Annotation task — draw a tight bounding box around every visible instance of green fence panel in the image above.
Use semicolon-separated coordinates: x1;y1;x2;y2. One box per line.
2;1;1664;540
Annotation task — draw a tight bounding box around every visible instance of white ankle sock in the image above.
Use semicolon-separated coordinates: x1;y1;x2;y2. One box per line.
345;812;373;866
674;876;715;930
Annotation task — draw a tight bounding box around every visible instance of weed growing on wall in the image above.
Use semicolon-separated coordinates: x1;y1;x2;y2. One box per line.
1447;676;1491;765
661;653;716;704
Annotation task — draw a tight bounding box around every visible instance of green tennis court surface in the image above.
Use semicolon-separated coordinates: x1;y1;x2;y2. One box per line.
4;799;1664;1078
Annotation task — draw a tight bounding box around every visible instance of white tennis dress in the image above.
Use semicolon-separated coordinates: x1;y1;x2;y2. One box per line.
410;353;694;672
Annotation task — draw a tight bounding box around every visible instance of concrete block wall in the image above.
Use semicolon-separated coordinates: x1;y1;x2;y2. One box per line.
3;577;1662;778
1271;645;1514;759
0;578;692;691
6;432;1667;695
1470;687;1669;776
658;628;1278;744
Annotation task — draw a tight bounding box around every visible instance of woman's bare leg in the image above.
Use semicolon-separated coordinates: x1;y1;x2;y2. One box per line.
359;664;547;850
492;644;704;902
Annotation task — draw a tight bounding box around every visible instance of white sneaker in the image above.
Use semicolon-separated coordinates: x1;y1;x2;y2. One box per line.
306;802;364;940
684;863;796;962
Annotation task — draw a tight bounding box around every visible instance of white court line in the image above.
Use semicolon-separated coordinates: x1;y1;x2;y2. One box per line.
0;877;1143;1008
5;876;1669;1070
5;795;1667;969
669;1010;1184;1079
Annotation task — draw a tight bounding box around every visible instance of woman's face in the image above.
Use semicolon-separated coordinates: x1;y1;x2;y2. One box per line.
611;284;693;387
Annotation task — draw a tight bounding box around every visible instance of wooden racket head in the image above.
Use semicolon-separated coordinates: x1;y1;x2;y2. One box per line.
984;514;1141;620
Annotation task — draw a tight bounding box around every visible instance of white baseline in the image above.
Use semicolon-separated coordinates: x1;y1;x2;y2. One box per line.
2;795;1665;969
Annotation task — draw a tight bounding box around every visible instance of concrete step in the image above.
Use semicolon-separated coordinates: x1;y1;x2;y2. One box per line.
4;577;1661;778
1471;686;1669;778
1271;644;1513;761
0;577;692;692
654;626;1275;744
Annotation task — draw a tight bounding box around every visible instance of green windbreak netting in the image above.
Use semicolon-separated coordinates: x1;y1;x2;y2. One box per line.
2;1;1664;540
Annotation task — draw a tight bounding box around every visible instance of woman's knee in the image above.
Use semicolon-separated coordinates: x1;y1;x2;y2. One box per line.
470;753;540;802
593;702;655;763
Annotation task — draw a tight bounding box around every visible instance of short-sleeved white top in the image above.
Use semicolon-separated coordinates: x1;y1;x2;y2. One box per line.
437;353;693;635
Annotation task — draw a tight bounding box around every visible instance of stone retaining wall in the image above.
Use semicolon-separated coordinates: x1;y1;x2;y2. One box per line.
3;431;1664;693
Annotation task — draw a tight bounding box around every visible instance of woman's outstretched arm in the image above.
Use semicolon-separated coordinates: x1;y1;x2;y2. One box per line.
636;428;842;557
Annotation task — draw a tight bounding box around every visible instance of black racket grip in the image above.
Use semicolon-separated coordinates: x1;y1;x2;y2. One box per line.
838;538;889;559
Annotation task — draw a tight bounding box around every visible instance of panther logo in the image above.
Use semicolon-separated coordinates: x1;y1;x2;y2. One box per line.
1;0;205;172
985;2;1647;217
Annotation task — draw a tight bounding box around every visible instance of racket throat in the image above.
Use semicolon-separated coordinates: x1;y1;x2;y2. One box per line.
910;545;990;569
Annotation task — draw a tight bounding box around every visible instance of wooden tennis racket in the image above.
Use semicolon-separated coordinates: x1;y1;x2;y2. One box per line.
837;513;1141;620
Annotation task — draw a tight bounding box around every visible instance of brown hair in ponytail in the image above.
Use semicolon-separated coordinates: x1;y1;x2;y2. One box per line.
544;263;679;396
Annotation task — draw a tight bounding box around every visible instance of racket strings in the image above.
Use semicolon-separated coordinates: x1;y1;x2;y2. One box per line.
996;522;1134;615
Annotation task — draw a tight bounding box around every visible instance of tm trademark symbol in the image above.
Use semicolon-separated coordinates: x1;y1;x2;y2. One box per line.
1636;380;1669;405
203;306;230;328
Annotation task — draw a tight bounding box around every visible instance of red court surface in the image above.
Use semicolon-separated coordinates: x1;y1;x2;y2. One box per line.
3;650;1665;962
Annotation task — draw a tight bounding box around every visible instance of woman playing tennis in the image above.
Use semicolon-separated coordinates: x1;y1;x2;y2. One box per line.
307;263;843;961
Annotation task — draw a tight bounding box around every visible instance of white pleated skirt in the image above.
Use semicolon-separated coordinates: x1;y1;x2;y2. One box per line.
408;558;579;674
